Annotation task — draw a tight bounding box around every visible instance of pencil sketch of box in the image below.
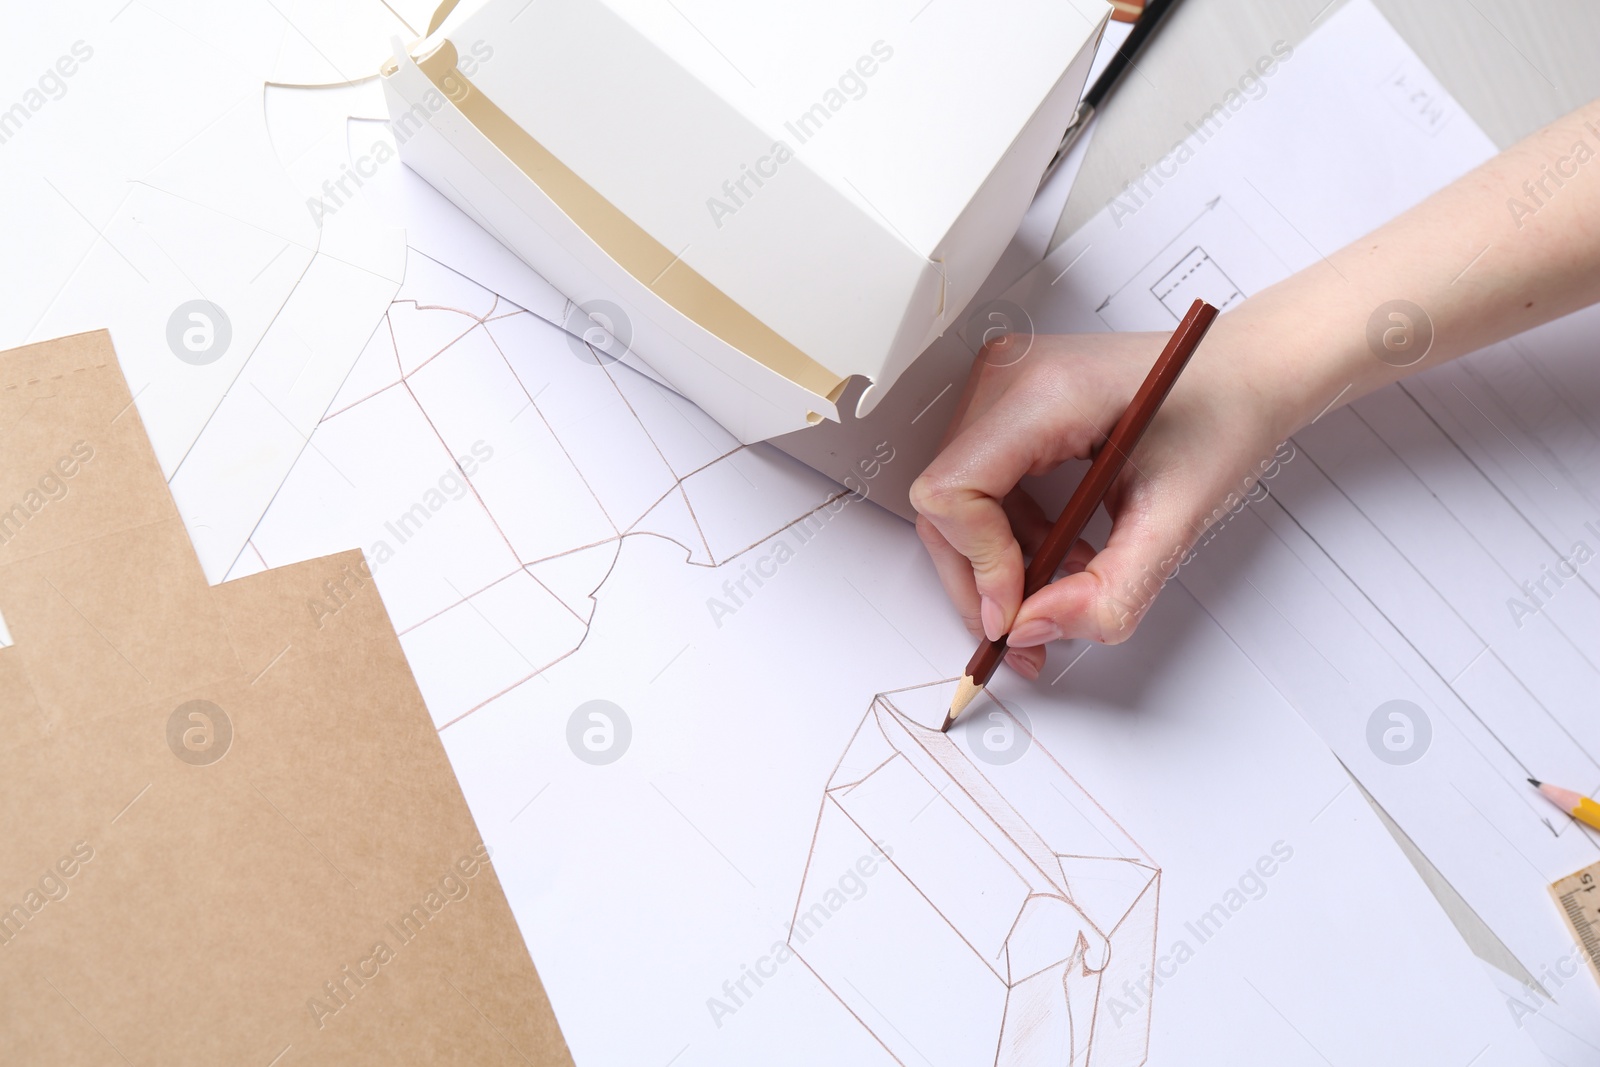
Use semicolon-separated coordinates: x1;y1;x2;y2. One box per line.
790;682;1160;1066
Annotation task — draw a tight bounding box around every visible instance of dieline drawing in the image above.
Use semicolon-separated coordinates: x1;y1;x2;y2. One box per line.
790;681;1160;1067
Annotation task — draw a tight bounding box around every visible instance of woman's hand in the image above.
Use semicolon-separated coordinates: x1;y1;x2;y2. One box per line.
910;98;1600;679
909;319;1305;679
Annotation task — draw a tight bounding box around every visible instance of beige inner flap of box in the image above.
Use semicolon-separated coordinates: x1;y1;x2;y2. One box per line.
407;39;848;405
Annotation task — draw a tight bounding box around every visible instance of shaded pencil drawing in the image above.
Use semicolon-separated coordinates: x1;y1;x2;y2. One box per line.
790;681;1160;1066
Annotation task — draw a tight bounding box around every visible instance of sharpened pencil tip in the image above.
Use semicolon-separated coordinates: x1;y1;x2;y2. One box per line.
943;675;982;732
1528;778;1542;788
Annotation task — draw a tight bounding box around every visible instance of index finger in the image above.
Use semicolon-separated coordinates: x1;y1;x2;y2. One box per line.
909;368;1080;641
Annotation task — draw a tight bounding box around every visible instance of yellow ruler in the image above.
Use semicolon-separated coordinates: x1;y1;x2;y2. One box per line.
1550;861;1600;986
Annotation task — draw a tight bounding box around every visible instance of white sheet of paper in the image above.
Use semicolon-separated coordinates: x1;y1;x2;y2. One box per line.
233;223;1546;1063
4;2;409;583
999;0;1600;1051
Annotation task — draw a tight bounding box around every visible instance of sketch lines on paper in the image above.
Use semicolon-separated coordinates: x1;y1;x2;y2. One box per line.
231;251;849;728
1150;247;1243;320
789;681;1160;1067
1279;369;1600;836
1090;197;1278;331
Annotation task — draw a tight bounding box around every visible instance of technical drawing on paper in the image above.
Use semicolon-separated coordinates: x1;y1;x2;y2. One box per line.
1091;198;1282;333
229;250;853;727
791;681;1160;1067
1150;247;1244;320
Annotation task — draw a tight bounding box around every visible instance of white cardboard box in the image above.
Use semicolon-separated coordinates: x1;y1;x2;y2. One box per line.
383;0;1107;442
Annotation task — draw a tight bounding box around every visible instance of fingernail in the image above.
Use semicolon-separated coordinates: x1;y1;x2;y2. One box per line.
1005;650;1041;681
980;595;1005;643
1006;618;1061;648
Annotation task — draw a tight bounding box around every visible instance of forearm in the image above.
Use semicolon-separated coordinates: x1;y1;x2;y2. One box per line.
913;99;1600;655
1220;97;1600;438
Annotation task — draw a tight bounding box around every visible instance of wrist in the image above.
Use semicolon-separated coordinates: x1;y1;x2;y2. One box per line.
1211;274;1391;441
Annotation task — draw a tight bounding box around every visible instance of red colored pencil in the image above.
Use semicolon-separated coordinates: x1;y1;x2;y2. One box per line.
943;298;1220;731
